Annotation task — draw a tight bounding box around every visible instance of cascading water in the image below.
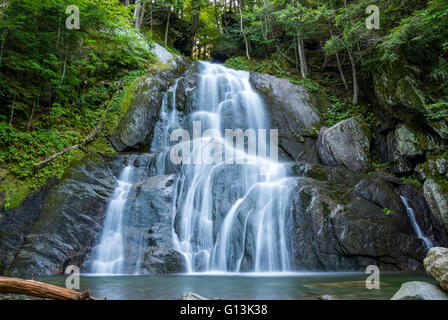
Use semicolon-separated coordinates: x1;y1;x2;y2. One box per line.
152;62;296;273
400;196;434;249
90;166;134;274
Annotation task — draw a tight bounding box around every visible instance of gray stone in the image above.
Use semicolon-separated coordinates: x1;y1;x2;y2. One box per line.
317;118;370;171
109;73;173;151
249;72;322;162
424;247;448;292
391;281;448;300
424;179;448;233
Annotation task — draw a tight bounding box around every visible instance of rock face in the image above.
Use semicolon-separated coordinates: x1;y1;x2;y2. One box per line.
176;62;199;113
1;153;130;276
424;179;448;234
249;72;322;162
289;162;428;271
0;178;59;274
0;153;184;276
109;72;174;152
317;118;370;171
387;123;445;174
391;281;448;300
124;174;185;274
424;247;448;292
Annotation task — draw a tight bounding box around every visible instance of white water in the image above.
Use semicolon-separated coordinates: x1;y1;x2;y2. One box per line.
157;62;296;273
400;196;434;249
91;166;134;274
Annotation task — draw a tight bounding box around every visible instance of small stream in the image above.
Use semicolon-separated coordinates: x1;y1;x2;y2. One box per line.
37;272;434;300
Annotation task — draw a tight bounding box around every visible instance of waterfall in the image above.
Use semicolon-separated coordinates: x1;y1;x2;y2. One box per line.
91;166;134;274
152;62;296;273
400;196;434;249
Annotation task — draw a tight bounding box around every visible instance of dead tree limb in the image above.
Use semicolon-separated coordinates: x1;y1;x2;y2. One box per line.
0;276;96;300
34;89;120;168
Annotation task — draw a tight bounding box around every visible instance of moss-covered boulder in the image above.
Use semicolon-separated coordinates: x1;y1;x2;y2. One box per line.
109;72;174;152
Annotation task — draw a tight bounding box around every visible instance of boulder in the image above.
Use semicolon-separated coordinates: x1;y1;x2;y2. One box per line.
391;281;448;300
249;72;322;162
424;247;448;292
109;73;173;152
125;174;185;274
424;179;448;233
290;162;426;271
317;118;370;171
387;123;445;174
176;62;199;113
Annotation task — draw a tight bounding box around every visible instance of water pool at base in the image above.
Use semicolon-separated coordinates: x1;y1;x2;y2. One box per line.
37;272;435;300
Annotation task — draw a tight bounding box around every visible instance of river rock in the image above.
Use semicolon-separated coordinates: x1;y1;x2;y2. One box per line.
391;281;448;300
317;118;370;171
249;72;322;162
109;72;174;152
424;247;448;292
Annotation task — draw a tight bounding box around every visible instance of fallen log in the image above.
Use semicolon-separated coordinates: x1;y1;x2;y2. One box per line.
0;276;96;300
34;88;120;168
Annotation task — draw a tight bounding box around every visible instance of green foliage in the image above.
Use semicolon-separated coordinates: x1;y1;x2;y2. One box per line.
425;102;448;120
322;100;354;127
225;56;250;71
383;208;392;216
401;177;423;187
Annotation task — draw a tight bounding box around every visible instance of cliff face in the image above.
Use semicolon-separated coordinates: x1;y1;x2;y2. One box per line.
1;62;447;276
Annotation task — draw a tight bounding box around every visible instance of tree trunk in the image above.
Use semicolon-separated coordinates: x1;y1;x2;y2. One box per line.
190;0;201;56
348;49;359;104
0;276;96;300
134;0;142;20
297;31;308;78
135;2;146;30
164;11;170;45
9;95;15;126
213;0;221;35
27;97;38;131
239;5;250;61
329;23;348;90
0;31;6;64
294;35;299;71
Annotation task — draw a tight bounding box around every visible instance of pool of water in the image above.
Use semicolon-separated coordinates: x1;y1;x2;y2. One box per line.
36;272;435;300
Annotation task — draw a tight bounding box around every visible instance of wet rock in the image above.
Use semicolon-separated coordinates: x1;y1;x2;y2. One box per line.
290;162;427;271
249;72;322;162
3;153;151;276
391;281;448;300
0;178;59;274
126;174;185;274
176;63;199;113
151;42;189;71
397;183;448;247
387;123;445;174
424;247;448;292
424;179;448;233
109;72;174;152
317;118;370;171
